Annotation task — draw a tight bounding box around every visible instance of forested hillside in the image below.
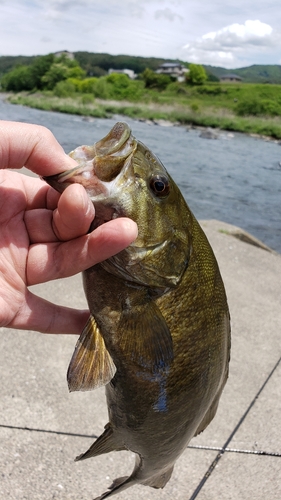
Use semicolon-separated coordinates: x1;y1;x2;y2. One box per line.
203;64;281;84
0;52;181;78
74;52;170;76
1;52;281;83
0;55;35;76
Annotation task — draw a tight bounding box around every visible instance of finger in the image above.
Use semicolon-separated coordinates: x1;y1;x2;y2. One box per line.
25;185;95;243
4;168;60;211
8;290;89;334
0;121;77;175
24;209;55;243
53;184;95;241
26;217;138;286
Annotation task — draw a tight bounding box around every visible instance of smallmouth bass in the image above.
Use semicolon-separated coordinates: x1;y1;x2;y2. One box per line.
45;122;230;499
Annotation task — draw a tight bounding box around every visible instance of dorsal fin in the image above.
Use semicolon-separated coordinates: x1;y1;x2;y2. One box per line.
67;315;116;392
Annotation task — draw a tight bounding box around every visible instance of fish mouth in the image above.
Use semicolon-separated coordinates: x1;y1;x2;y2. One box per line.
43;122;137;197
42;122;138;229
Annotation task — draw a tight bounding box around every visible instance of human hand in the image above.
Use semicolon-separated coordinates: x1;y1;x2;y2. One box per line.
0;121;137;334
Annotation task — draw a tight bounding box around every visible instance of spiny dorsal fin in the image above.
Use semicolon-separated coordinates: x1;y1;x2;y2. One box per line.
118;301;173;371
67;315;116;392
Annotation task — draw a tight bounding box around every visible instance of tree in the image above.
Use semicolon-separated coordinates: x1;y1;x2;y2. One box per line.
29;54;54;89
0;53;85;92
41;56;85;90
1;65;35;91
187;64;207;85
141;68;172;90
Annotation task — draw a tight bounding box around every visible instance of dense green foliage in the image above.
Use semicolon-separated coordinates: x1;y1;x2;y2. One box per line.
56;73;144;101
187;64;208;85
141;68;173;90
1;54;54;91
236;97;281;117
0;55;35;77
1;54;85;91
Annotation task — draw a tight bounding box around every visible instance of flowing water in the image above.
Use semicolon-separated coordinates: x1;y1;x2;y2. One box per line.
1;95;280;252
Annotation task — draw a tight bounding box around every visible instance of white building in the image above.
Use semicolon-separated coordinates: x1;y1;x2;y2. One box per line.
54;50;75;60
220;74;242;83
108;68;137;80
156;62;189;82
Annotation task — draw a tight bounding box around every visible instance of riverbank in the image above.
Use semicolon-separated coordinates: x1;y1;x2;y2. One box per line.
1;92;280;252
5;90;281;140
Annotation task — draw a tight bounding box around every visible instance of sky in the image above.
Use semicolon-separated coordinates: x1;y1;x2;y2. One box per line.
1;0;281;69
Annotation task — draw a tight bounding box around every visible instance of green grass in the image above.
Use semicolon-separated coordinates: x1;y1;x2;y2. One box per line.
6;83;281;139
9;93;109;118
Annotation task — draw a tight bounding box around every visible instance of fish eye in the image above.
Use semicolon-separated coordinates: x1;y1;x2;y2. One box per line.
150;175;170;197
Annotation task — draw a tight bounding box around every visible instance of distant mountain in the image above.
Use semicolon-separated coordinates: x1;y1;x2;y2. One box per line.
74;51;172;76
203;64;281;84
1;52;281;84
0;52;181;79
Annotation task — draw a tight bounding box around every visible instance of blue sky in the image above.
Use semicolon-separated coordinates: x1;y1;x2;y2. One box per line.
1;0;281;68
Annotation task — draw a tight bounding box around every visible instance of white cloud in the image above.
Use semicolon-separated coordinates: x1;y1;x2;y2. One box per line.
203;20;272;43
154;7;183;22
1;2;281;66
202;20;273;50
182;20;280;67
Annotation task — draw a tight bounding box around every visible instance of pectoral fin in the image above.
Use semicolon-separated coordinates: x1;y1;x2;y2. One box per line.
118;301;173;371
67;315;116;392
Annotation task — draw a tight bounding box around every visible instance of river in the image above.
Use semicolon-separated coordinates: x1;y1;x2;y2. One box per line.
1;95;280;252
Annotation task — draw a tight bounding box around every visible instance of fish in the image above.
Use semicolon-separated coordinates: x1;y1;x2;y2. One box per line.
44;122;231;500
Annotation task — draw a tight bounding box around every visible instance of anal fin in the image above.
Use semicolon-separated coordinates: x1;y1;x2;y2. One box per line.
67;315;116;392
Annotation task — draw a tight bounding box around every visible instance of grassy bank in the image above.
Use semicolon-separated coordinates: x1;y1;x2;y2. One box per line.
6;83;281;140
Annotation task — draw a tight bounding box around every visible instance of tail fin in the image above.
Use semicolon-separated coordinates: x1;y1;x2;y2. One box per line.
92;457;174;499
94;475;136;500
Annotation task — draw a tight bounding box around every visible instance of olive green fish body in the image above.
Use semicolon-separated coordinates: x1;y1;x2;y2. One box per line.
44;122;230;499
80;220;229;495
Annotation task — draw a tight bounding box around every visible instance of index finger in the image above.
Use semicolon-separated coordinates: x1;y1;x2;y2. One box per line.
0;120;77;176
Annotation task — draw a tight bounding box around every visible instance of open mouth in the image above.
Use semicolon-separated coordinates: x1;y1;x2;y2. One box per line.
43;122;137;196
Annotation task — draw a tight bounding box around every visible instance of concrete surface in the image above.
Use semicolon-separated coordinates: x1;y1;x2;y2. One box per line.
0;219;280;500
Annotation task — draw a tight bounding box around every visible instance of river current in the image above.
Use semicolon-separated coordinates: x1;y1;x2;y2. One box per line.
1;96;280;252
